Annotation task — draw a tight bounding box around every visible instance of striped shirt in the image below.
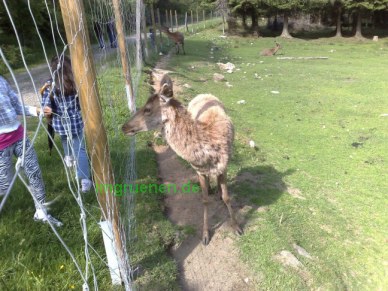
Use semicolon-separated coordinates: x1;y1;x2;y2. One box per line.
0;76;38;134
41;80;84;136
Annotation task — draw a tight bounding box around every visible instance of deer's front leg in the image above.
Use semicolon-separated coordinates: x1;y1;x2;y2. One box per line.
198;173;210;245
218;172;243;236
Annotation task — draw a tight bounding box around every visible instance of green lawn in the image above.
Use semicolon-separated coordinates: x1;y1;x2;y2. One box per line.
0;65;178;290
164;29;388;290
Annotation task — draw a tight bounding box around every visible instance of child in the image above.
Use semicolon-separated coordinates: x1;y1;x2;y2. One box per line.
41;55;92;193
0;75;63;227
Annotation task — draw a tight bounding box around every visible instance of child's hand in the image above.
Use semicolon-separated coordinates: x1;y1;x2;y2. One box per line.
43;106;52;117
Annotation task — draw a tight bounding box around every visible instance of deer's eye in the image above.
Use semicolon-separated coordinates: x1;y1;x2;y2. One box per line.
144;108;151;113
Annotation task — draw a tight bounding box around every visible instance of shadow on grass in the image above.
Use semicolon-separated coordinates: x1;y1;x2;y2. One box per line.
231;166;295;229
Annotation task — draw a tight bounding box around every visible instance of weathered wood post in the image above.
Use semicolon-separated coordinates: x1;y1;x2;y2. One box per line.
157;8;162;44
142;2;149;58
170;10;173;31
135;0;142;72
191;10;194;33
59;0;128;285
175;10;178;31
150;4;158;52
112;0;135;112
185;11;188;32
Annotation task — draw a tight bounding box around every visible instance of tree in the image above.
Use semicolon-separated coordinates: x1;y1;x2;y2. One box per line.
229;0;260;34
330;0;344;37
215;0;229;34
0;0;58;47
344;0;388;38
263;0;307;38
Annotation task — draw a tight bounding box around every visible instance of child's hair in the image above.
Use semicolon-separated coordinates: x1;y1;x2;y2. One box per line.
50;55;76;96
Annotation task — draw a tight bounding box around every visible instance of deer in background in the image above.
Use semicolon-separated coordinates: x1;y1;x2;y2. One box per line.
160;26;185;54
261;41;281;56
122;74;242;245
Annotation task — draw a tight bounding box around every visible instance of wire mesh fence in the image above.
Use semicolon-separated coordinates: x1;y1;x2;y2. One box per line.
0;0;221;289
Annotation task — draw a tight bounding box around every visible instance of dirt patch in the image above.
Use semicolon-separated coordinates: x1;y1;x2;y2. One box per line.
152;56;255;290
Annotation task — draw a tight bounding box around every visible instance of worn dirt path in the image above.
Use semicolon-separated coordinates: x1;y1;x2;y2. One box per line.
151;55;255;291
14;36;136;106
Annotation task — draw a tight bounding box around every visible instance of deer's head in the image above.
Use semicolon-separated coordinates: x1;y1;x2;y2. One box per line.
160;26;170;33
122;74;175;136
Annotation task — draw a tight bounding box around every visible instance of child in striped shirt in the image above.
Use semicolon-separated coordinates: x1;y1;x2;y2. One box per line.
0;75;62;227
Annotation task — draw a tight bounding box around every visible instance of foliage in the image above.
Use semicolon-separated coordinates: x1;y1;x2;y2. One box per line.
0;0;59;47
261;0;306;14
343;0;388;11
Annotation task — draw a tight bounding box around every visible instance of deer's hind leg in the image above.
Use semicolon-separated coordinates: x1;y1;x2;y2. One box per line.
175;42;180;54
198;173;210;245
218;172;243;236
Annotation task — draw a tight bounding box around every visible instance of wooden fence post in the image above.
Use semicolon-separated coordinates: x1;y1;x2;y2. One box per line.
165;10;170;44
59;0;127;284
112;0;135;112
142;3;149;58
196;8;199;31
151;3;158;52
191;10;194;33
135;0;142;72
185;12;188;32
170;10;173;31
175;10;178;32
157;8;162;45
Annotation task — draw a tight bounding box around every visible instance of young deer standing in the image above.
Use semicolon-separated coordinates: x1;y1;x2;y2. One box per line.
160;26;185;54
122;75;242;245
260;41;281;56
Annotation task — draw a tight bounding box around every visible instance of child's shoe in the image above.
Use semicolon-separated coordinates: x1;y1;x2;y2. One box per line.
81;179;92;193
64;155;75;168
34;208;63;227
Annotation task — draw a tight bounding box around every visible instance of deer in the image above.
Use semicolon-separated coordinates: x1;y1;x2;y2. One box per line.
260;41;281;56
160;26;185;55
122;74;242;245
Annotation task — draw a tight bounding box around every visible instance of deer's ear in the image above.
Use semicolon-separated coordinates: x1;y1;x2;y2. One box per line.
159;94;172;104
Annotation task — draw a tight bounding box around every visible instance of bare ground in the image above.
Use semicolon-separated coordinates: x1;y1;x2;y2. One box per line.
14;43;125;106
151;56;256;291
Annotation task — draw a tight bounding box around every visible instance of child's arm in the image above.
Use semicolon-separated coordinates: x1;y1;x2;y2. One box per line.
8;81;39;117
40;83;53;118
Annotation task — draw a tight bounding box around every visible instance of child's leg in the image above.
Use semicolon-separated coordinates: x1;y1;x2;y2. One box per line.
0;146;14;195
72;133;90;181
60;135;74;167
13;138;45;206
60;135;70;156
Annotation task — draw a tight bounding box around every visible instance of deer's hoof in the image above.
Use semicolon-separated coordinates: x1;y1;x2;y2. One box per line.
233;224;244;236
202;231;210;245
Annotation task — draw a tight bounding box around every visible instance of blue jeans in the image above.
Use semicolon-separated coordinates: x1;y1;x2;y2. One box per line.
61;132;90;180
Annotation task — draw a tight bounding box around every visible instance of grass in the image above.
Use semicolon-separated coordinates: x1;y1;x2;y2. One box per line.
0;60;179;289
162;28;388;290
1;24;387;290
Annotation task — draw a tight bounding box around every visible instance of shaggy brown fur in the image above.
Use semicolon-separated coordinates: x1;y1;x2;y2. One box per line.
122;74;242;245
160;26;185;54
261;41;281;56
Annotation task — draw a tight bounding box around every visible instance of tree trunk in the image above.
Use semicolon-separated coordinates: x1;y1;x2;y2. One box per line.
242;13;248;30
354;10;363;38
281;13;292;38
251;11;259;37
335;6;342;37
